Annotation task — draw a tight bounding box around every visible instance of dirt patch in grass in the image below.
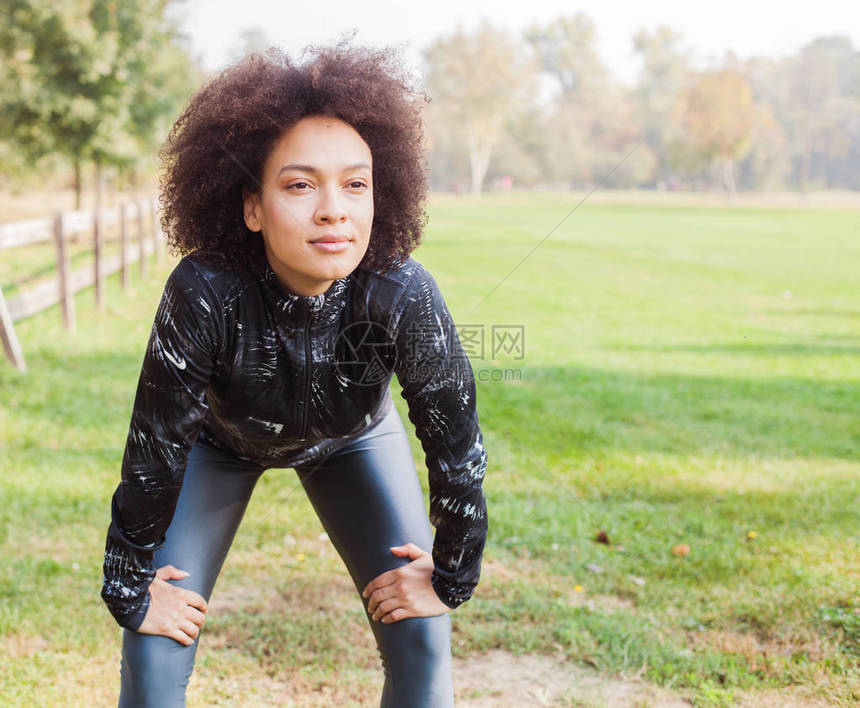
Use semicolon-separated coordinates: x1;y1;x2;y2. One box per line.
687;627;830;671
732;686;845;708
0;633;49;658
203;570;374;660
187;665;380;708
0;634;50;660
454;649;692;707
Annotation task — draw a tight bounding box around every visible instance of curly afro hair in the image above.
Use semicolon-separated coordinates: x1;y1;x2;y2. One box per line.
158;40;430;276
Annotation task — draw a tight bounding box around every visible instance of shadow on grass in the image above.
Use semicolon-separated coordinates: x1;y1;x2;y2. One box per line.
480;364;859;462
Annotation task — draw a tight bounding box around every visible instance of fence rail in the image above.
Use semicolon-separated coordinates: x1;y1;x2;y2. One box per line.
0;197;163;372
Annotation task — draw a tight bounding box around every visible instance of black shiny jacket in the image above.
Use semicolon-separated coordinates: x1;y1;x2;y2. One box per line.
101;253;488;630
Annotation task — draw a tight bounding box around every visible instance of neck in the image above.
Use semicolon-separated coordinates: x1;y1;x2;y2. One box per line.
265;259;334;297
260;264;351;330
279;276;334;297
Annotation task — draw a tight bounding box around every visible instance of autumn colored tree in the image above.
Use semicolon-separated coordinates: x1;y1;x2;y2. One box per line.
676;69;757;199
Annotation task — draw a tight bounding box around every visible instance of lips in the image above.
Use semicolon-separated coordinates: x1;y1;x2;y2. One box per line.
311;235;350;243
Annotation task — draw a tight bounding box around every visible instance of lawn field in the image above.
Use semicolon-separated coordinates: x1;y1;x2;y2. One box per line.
1;191;858;706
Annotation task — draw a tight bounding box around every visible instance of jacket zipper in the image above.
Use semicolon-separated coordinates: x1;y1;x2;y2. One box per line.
300;318;312;439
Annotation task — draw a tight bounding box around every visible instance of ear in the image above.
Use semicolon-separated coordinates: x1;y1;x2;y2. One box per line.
242;187;262;232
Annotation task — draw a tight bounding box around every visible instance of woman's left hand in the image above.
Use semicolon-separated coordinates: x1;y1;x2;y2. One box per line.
361;543;451;623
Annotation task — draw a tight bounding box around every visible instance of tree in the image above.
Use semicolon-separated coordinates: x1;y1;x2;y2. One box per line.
632;26;692;185
123;10;205;193
737;102;788;190
0;1;198;206
526;14;653;189
676;69;757;199
731;56;789;190
741;37;860;190
423;21;539;194
525;13;608;101
784;37;859;190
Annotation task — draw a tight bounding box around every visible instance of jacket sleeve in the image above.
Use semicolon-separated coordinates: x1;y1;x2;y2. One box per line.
392;263;488;609
101;257;223;630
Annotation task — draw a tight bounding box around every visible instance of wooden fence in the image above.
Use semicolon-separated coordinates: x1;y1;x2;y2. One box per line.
0;197;163;372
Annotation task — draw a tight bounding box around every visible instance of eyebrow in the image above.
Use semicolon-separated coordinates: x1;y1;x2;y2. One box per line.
278;162;371;176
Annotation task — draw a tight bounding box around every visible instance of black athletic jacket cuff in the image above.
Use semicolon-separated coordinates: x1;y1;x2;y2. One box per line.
393;264;489;610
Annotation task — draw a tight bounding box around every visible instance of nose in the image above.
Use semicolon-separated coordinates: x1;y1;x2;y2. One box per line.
314;185;348;224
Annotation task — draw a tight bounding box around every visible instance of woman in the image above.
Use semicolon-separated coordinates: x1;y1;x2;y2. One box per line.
100;42;488;707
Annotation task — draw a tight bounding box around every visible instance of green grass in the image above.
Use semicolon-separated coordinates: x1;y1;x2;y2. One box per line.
1;190;858;706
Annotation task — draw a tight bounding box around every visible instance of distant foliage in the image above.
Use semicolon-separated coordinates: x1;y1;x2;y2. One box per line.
0;1;202;201
422;16;860;194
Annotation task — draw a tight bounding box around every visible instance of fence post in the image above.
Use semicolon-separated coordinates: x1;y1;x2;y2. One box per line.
120;202;130;290
0;285;26;372
54;211;76;331
137;200;148;280
94;205;105;310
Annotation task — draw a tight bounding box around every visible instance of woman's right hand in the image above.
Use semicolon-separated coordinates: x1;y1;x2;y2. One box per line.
136;564;208;646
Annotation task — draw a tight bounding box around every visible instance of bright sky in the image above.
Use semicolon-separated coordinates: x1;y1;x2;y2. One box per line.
174;0;860;86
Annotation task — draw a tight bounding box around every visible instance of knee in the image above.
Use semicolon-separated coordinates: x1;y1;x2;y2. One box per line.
382;613;452;667
376;614;455;707
119;632;196;707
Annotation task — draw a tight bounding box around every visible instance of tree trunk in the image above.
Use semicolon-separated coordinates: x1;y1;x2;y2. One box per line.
467;116;500;195
129;168;139;200
73;159;82;210
468;140;491;195
95;161;103;212
721;158;738;203
800;149;811;193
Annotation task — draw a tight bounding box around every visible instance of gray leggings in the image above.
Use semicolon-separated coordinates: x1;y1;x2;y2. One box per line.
117;404;455;707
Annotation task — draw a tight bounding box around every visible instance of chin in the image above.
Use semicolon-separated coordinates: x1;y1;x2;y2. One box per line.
315;260;356;281
328;251;368;276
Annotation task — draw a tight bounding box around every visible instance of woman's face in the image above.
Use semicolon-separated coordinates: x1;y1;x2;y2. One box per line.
243;115;374;296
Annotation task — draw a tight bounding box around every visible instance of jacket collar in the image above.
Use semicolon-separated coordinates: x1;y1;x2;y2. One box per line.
260;262;350;330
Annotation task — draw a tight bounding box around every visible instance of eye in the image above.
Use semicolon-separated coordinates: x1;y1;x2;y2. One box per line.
287;181;311;191
347;180;368;190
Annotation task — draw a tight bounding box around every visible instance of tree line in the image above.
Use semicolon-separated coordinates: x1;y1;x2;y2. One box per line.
423;16;860;197
2;6;858;202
